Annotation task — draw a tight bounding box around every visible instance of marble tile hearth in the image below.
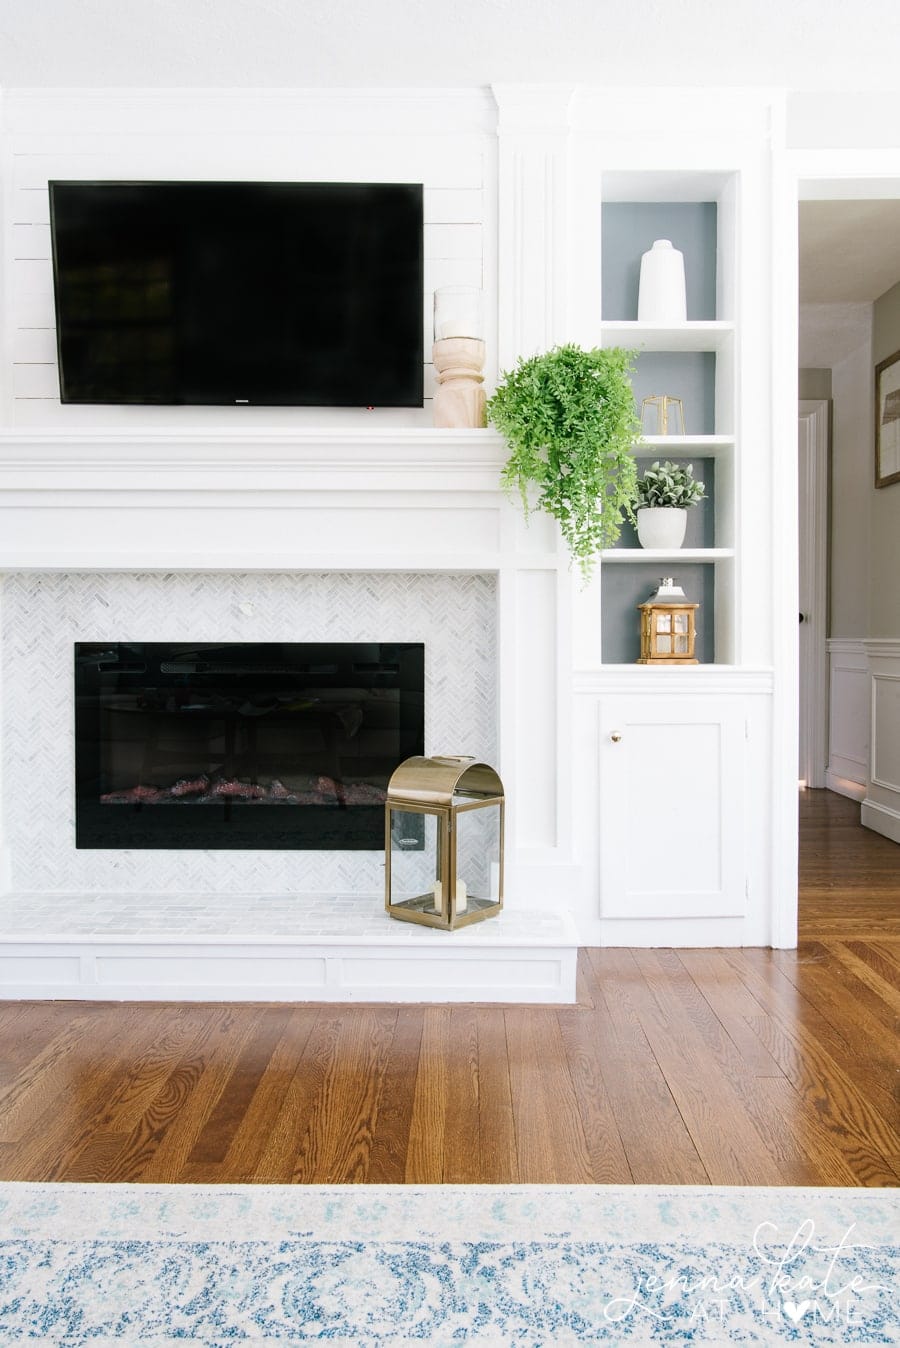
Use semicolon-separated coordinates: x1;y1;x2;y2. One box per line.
0;893;578;1004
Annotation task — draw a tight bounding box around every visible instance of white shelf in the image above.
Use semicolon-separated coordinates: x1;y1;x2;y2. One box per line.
600;320;735;352
632;435;734;457
601;548;734;563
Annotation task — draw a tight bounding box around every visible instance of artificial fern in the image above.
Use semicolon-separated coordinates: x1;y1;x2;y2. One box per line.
487;344;641;579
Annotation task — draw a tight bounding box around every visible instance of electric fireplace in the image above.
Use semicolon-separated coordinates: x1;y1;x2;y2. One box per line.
74;642;425;850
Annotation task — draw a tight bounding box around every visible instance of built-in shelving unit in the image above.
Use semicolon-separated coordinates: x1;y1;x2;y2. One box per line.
597;179;738;665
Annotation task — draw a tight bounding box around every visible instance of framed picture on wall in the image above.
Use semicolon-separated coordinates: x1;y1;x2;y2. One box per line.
875;348;900;487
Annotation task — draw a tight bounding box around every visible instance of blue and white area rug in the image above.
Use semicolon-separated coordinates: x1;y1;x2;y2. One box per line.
0;1183;897;1344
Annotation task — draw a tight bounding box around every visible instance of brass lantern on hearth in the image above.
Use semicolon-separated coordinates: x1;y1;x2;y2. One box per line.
385;755;504;930
638;577;699;664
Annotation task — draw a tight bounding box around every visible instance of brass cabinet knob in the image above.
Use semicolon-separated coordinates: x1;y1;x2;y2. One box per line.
610;731;623;743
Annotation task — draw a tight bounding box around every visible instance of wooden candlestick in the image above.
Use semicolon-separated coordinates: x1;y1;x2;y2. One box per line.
432;337;486;428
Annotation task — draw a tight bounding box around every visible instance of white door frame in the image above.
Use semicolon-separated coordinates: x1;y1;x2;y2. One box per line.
798;399;829;788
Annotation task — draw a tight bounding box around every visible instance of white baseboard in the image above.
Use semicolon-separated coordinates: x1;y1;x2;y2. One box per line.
0;926;579;1004
825;771;866;801
861;798;900;845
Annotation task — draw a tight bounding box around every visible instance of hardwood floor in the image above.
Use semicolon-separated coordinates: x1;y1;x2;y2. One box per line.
0;789;896;1185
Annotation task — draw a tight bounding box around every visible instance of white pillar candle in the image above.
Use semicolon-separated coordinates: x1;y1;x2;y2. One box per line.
455;879;468;914
433;286;484;341
432;879;443;914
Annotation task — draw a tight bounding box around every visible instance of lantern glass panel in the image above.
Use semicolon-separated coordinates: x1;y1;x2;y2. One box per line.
389;808;441;913
656;614;672;633
674;614;688;633
454;802;502;913
675;634;689;653
657;635;672;653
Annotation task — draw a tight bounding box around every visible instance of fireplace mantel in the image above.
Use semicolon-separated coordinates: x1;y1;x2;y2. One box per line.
0;427;556;576
0;427;509;494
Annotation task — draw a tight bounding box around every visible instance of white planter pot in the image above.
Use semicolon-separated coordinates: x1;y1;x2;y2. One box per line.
636;507;688;550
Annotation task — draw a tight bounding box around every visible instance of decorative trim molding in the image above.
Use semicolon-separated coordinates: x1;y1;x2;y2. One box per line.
0;429;509;490
0;927;578;1004
863;639;900;658
573;667;775;696
861;799;900;846
826;637;868;655
826;637;869;796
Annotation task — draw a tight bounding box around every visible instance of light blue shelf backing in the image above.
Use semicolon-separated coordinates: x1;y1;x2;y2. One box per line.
614;458;716;551
601;562;716;665
629;352;717;436
601;201;718;322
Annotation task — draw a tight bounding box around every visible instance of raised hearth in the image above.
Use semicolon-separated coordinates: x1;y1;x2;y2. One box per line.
0;893;578;1003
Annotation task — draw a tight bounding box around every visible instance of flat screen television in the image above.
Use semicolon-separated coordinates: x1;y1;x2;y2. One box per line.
48;180;424;407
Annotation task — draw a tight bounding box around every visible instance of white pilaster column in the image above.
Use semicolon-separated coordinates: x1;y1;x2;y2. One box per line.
492;84;575;369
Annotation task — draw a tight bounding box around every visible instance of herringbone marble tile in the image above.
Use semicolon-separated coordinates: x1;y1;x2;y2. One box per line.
1;571;497;895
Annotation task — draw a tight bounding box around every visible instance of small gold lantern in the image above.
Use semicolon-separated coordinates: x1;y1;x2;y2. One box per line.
638;577;699;664
640;394;686;436
385;755;504;930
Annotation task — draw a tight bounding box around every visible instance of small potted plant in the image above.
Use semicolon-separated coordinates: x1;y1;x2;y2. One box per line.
487;344;641;579
634;459;706;550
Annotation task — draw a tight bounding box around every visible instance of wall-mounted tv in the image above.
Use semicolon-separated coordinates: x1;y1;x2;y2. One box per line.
49;181;424;408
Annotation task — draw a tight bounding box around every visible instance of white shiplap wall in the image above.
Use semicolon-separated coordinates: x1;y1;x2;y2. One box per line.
2;89;498;426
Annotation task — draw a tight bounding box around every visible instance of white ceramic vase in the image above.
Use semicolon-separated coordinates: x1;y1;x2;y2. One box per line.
636;507;688;550
637;239;687;323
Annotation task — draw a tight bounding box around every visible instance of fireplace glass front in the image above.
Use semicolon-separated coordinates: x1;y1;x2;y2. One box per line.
74;642;425;850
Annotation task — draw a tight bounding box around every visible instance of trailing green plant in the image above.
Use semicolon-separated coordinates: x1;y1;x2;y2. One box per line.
487;344;641;579
635;460;706;509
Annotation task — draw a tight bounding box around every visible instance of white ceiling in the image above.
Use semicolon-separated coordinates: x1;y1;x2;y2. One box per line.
0;0;898;90
800;201;900;304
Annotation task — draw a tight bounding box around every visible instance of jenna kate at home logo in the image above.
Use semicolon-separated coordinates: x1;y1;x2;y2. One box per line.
603;1219;896;1329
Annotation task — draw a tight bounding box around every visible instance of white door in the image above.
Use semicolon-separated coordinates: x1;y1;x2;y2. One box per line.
798;400;829;788
597;695;746;919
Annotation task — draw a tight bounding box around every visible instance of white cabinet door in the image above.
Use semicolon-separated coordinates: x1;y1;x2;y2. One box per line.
597;696;746;919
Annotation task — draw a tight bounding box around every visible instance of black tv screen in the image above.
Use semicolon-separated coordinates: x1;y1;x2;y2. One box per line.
49;181;424;407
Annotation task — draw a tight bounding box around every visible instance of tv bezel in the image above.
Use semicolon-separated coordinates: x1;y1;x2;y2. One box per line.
48;178;425;409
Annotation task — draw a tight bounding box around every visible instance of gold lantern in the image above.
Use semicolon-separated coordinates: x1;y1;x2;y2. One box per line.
640;394;686;436
638;577;699;664
385;755;504;930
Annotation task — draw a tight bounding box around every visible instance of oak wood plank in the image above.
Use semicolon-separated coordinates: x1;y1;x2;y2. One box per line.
105;1006;262;1183
442;1006;481;1183
220;1006;321;1182
290;1007;397;1183
474;1007;519;1183
626;949;786;1185
187;1006;295;1166
251;1010;345;1183
405;1007;451;1183
366;1008;425;1184
587;947;708;1184
675;949;786;1078
555;1006;632;1184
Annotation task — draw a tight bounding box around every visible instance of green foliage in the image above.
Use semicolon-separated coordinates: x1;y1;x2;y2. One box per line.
487;344;641;579
636;460;706;509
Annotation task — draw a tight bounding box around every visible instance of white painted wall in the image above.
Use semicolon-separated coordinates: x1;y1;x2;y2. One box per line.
1;88;499;429
799;302;872;638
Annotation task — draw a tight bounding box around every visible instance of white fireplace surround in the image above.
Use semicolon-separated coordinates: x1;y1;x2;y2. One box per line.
0;428;580;1001
4;569;498;895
